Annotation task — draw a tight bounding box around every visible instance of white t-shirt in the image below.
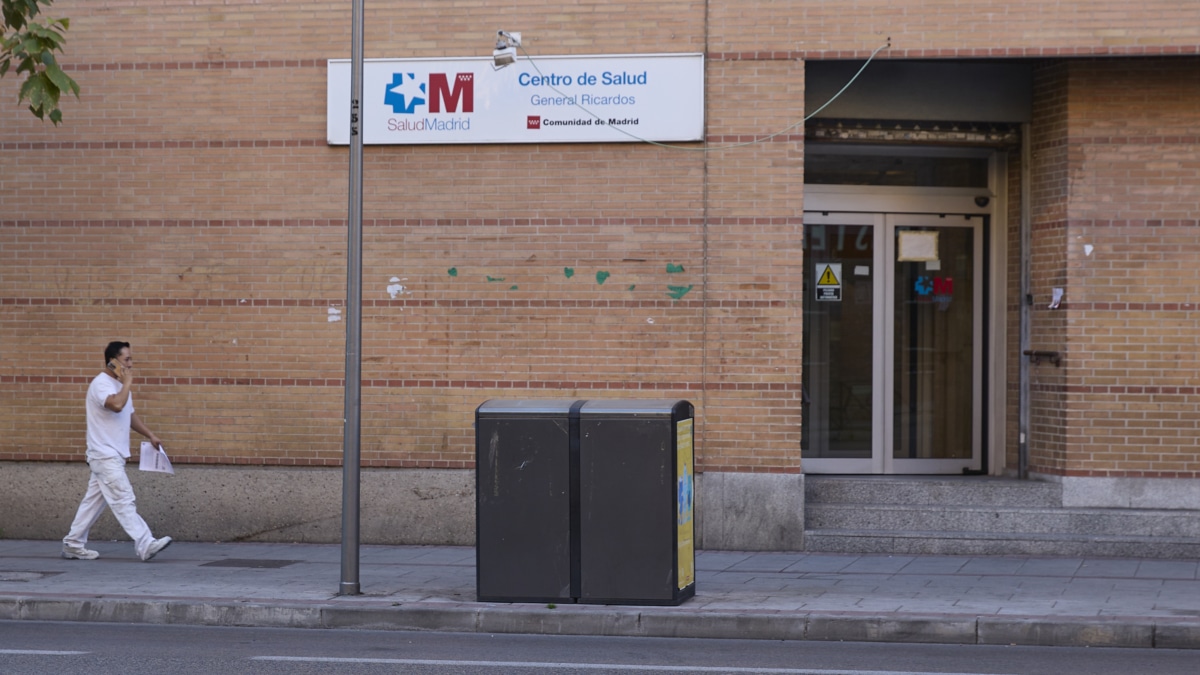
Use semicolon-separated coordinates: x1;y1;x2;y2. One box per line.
86;372;134;459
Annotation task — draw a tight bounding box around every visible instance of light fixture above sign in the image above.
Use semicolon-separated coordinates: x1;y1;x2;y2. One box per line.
493;31;521;68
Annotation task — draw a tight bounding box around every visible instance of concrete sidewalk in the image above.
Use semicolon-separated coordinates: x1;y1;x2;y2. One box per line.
1;539;1198;649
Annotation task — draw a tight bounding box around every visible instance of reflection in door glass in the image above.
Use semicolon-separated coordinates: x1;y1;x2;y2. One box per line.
893;226;974;460
802;224;873;459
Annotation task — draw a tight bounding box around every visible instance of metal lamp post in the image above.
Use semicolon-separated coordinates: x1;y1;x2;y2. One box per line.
340;0;365;596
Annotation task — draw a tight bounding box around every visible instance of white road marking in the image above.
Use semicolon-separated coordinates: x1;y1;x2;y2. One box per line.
0;649;89;655
251;656;1019;675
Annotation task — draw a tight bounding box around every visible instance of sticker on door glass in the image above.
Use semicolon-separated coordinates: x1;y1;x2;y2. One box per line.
815;263;842;302
915;275;954;310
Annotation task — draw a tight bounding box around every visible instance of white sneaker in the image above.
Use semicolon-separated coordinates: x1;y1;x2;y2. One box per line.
141;536;173;562
62;546;100;560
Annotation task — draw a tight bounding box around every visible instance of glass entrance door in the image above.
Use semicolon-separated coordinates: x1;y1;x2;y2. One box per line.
802;213;879;472
802;211;984;474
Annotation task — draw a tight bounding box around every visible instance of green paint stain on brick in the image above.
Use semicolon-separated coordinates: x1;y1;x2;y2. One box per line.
596;271;610;285
667;284;694;299
628;284;636;291
666;263;685;273
486;276;505;282
448;267;458;277
510;285;518;290
564;267;575;278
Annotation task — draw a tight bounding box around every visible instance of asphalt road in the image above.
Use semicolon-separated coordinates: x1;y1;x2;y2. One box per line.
2;620;1198;675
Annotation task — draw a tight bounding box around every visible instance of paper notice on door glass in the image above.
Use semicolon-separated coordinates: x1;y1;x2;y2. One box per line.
898;231;939;261
139;442;175;475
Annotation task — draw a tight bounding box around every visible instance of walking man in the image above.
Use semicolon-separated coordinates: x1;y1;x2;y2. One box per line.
62;341;173;561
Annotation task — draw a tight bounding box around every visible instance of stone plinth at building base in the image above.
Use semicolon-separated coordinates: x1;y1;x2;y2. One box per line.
0;464;805;551
0;463;475;546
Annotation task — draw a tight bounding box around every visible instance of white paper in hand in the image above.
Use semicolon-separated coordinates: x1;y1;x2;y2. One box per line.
139;441;175;475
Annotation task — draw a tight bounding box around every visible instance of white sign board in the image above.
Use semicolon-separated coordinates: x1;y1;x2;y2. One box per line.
327;53;704;145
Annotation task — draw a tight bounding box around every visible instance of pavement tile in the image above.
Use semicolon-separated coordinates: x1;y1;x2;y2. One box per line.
947;601;1004;614
897;558;972;574
833;572;893;582
913;575;988;590
726;577;797;592
1078;559;1142;576
992;603;1063;615
779;577;849;592
1151;591;1200;606
1160;579;1200;598
737;597;810;611
958;557;1029;575
1014;578;1071;592
361;547;448;564
839;555;918;574
1057;578;1116;592
403;546;476;565
690;595;773;609
1134;560;1199;579
726;552;813;573
1014;558;1085;576
695;551;754;570
1047;599;1108;614
1108;578;1169;591
853;600;906;611
701;571;766;585
958;588;1018;600
781;555;859;573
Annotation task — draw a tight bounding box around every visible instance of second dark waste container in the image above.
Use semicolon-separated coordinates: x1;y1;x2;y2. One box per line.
578;399;696;605
474;398;695;605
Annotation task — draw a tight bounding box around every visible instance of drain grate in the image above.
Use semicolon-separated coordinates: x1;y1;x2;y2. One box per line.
200;559;300;569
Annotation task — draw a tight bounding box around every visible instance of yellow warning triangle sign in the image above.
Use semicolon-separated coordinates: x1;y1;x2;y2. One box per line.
817;265;840;286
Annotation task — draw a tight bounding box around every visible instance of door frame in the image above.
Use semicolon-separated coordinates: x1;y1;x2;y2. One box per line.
803;183;1008;475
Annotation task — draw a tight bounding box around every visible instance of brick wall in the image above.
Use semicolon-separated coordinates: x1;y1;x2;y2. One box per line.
1;1;797;473
1023;56;1200;478
1027;62;1072;475
708;1;1200;57
3;1;1199;478
1058;59;1200;477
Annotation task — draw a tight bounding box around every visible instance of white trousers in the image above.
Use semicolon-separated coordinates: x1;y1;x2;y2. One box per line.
63;454;155;558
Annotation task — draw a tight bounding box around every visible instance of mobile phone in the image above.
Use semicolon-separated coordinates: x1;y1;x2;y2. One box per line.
108;360;120;371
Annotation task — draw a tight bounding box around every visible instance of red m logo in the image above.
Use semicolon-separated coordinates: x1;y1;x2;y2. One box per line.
428;73;474;113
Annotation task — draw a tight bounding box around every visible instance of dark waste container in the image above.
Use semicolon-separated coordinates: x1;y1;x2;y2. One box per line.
474;398;695;605
577;399;695;605
475;399;583;603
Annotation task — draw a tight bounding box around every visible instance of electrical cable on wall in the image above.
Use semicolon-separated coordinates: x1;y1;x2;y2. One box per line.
504;36;891;152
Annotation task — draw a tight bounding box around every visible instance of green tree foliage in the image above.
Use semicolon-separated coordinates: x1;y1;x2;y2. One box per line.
1;0;79;124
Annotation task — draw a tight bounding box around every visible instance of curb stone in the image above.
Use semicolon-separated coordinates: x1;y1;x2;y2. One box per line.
5;596;1196;649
